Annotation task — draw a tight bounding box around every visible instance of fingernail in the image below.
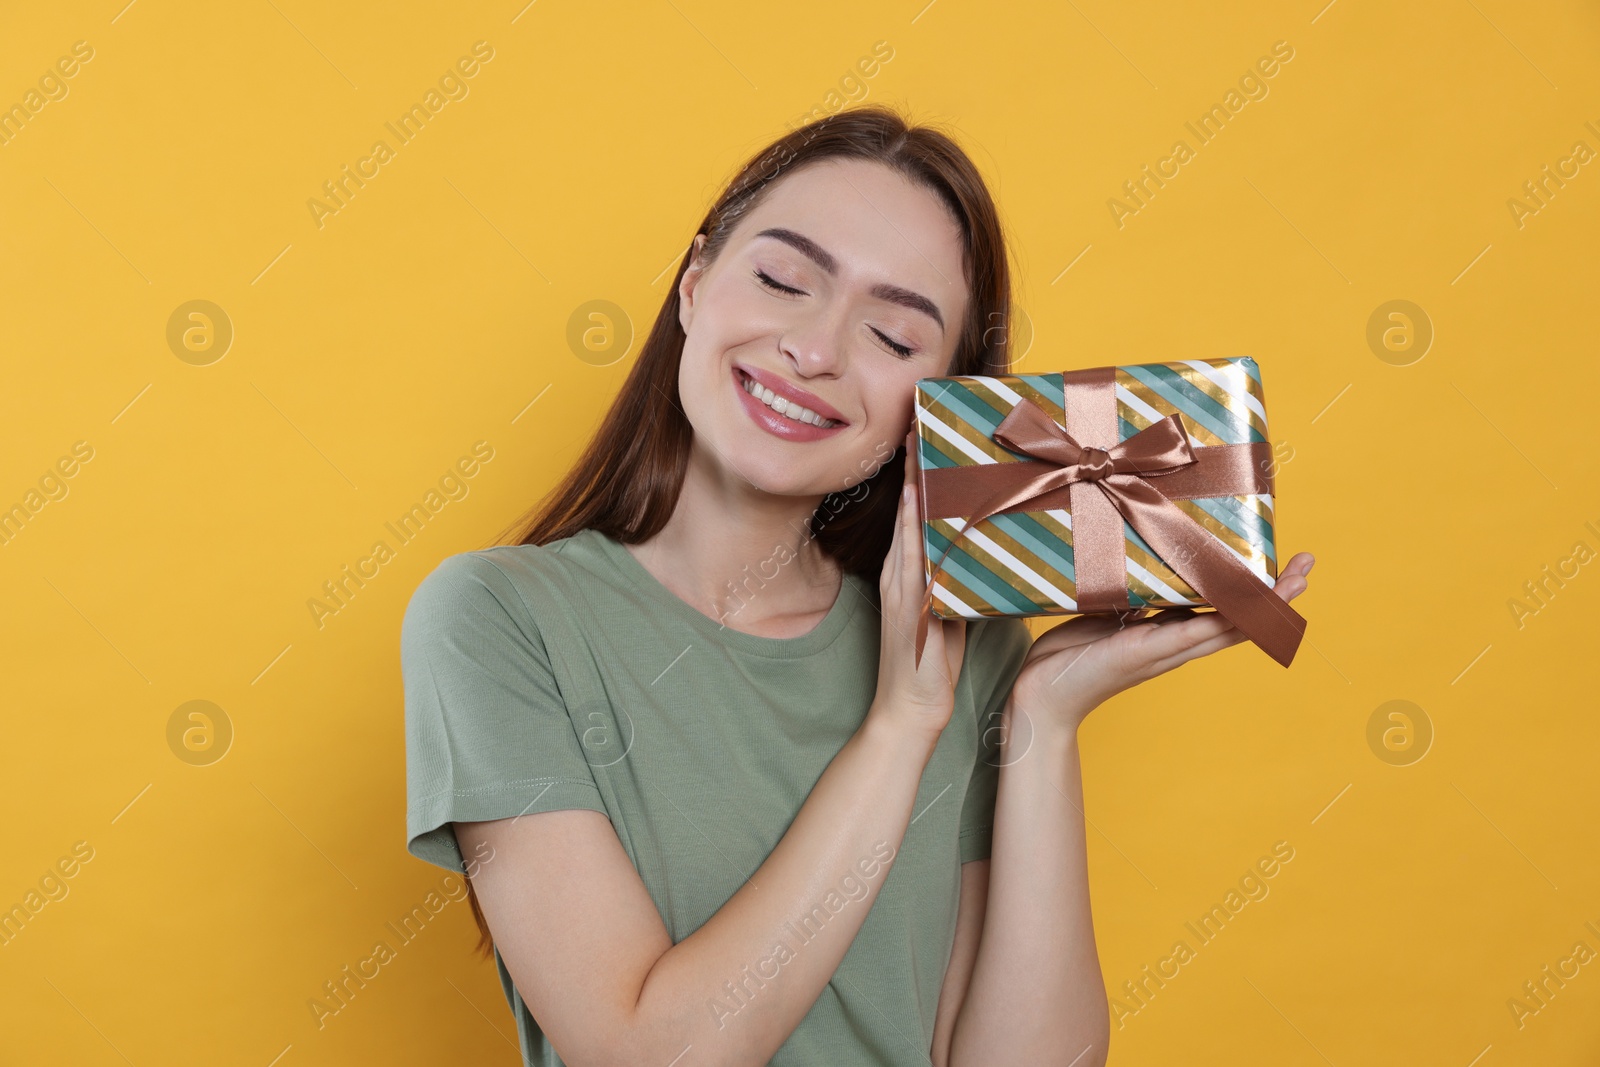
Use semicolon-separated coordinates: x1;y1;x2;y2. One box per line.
902;484;913;505
1305;556;1316;573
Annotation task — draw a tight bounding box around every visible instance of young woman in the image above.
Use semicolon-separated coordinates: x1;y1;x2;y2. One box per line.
402;105;1313;1066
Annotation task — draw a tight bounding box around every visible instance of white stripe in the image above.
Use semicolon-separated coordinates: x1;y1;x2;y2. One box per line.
1181;359;1268;424
1232;537;1275;582
931;582;987;619
918;408;997;465
1041;511;1082;610
1127;556;1200;605
968;376;1028;411
1116;384;1205;448
961;524;1076;608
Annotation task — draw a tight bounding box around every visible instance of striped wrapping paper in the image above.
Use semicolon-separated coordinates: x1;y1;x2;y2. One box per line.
913;356;1280;621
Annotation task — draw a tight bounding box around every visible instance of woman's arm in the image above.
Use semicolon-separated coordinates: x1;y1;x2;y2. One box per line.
945;552;1316;1066
456;709;944;1067
930;857;991;1064
943;695;1109;1066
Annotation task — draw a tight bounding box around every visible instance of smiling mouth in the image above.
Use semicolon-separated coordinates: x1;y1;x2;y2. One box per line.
736;368;844;429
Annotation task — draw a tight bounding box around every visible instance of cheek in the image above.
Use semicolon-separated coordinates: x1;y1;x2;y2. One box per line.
855;366;921;439
695;273;783;344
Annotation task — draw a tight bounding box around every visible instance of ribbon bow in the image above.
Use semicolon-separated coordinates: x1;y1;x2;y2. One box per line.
913;392;1306;670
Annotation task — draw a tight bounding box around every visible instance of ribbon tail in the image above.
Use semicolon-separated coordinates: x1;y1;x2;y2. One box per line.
1100;476;1308;668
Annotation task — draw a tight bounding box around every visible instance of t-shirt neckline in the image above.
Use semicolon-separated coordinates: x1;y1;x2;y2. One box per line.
582;528;870;659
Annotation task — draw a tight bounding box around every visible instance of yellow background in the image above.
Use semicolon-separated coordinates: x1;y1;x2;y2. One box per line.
3;0;1598;1063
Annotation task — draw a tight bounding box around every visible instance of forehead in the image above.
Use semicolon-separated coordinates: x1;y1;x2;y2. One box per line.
732;158;967;301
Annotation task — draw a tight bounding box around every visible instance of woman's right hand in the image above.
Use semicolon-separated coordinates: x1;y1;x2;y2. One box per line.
867;430;968;739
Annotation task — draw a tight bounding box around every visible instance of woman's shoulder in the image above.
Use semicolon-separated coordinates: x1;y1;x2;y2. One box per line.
402;530;606;638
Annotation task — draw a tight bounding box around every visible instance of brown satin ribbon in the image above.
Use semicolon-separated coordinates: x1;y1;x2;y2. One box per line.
912;368;1307;669
919;442;1276;519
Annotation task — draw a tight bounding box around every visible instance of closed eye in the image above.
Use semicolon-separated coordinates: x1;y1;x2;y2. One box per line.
871;328;914;358
753;269;806;296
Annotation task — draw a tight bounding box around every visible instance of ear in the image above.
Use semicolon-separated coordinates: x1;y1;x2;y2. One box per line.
677;233;710;335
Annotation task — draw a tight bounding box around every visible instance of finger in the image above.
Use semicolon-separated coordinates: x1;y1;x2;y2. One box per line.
883;491;905;597
897;475;917;583
1145;627;1247;674
1030;612;1139;653
1146;607;1198;626
1275;571;1310;603
900;438;924;586
1130;611;1236;661
881;481;905;594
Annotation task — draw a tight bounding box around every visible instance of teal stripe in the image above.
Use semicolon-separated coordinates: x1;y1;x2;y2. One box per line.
987;511;1075;583
937;384;1011;439
923;525;1049;613
1185;495;1277;562
1124;496;1275;575
918;431;959;469
1123;363;1260;445
1123;521;1164;607
1183;493;1259;546
1190;495;1273;556
934;546;1044;615
1127;363;1251;443
1110;520;1151;608
1016;374;1064;407
919;380;1004;434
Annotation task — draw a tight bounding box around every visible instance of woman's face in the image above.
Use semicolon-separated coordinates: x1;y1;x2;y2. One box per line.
677;157;970;499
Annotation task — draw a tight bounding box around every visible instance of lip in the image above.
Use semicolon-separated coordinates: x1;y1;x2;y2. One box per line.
734;363;849;424
732;365;850;442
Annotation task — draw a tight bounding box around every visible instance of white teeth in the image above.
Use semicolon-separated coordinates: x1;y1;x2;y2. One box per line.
742;373;837;428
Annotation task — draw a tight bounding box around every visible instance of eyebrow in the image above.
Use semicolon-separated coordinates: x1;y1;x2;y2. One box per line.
753;227;945;334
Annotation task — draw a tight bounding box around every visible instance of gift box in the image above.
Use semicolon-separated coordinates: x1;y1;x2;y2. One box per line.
911;356;1306;667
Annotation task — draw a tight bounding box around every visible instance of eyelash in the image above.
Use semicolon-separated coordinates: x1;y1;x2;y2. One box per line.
752;269;916;359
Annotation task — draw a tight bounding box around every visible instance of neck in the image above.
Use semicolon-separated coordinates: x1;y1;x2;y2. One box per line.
625;444;845;634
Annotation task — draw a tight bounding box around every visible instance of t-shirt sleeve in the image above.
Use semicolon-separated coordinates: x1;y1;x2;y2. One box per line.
401;550;608;874
956;617;1033;865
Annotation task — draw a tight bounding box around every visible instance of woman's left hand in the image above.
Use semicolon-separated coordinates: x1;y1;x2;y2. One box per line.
1009;552;1316;732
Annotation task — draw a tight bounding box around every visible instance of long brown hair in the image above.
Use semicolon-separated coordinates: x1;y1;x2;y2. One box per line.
461;103;1015;959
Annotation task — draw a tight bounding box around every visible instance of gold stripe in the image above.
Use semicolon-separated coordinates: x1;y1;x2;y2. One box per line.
1162;363;1269;441
919;391;1012;463
917;423;969;469
1123;534;1200;602
1117;376;1230;448
973;517;1078;601
928;565;992;619
1234;493;1273;525
1169;499;1262;562
928;517;1055;611
1018;509;1084;604
1007;377;1065;422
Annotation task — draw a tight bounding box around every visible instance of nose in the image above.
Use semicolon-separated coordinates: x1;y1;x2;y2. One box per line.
778;302;849;379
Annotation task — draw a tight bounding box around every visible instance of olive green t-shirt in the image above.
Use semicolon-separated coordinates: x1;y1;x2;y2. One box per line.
401;527;1032;1066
